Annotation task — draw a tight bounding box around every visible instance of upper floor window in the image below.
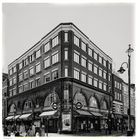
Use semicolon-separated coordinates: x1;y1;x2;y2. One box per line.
19;85;23;93
52;36;58;48
108;63;112;70
13;66;16;73
94;52;98;60
23;70;28;79
81;71;87;83
52;51;59;64
94;78;98;87
9;79;12;86
74;68;80;80
35;77;41;87
13;77;16;85
13;88;16;96
64;32;68;42
108;73;111;81
103;83;107;91
99;68;103;77
19;73;23;82
88;47;92;57
44;42;50;53
44;56;50;68
99;81;103;89
19;62;23;70
44;72;50;83
36;63;41;73
88;75;93;85
65;67;68;77
74;35;79;47
23;83;28;91
52;69;59;80
103;70;107;79
9;69;12;75
36;49;41;59
81;56;86;67
29;67;34;76
29;80;34;89
88;60;93;71
23;58;28;67
29;54;34;63
103;59;106;67
99;56;102;64
81;42;86;52
74;50;80;64
94;64;98;74
64;49;68;60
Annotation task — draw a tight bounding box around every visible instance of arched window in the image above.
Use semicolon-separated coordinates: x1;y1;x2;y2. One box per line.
23;100;33;110
101;100;108;110
73;92;87;107
89;96;98;108
44;93;60;107
9;104;16;113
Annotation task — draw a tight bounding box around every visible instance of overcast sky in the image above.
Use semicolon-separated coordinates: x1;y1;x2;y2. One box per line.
2;3;134;83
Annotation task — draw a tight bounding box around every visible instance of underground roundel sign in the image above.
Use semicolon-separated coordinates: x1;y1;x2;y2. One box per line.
51;103;58;110
76;102;83;109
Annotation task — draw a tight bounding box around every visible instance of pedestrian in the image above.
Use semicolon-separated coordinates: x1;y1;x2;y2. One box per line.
105;122;108;135
32;124;36;136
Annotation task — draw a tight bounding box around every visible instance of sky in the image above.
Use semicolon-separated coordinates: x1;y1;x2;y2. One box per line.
2;3;135;83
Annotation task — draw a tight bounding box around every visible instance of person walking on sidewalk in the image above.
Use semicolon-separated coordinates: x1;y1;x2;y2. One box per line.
105;122;108;135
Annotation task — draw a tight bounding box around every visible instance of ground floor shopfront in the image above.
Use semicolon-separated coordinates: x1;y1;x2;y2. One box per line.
4;78;113;135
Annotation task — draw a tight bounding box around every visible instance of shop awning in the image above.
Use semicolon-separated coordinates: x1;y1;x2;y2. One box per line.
76;110;91;116
14;115;21;119
39;110;57;117
5;116;14;120
90;112;103;117
19;113;31;119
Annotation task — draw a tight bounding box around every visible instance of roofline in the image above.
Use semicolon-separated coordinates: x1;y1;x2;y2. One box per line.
8;22;112;67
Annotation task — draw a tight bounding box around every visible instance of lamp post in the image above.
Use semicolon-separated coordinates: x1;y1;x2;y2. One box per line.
117;44;134;136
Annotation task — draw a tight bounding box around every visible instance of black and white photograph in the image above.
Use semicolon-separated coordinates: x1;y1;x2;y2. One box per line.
1;1;137;137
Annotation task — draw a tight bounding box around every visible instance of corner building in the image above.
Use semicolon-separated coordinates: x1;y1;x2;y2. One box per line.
7;23;113;133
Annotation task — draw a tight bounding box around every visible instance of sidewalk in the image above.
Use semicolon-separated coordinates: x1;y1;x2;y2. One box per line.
47;130;127;137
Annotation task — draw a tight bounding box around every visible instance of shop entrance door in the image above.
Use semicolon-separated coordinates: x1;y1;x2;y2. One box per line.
48;118;58;133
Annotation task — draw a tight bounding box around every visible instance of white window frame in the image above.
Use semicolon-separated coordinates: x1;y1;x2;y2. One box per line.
52;51;59;64
36;49;41;59
88;47;92;57
81;55;87;67
88;60;93;71
88;75;93;85
99;56;102;64
94;52;98;60
64;49;68;60
29;67;34;76
94;78;98;87
44;56;50;68
81;41;86;52
35;62;41;73
35;77;41;87
94;64;98;74
74;35;79;47
52;36;59;48
99;81;103;89
74;68;80;80
99;68;102;77
64;32;68;42
24;70;28;79
44;72;50;83
81;71;87;83
65;67;68;77
74;50;80;64
44;42;50;53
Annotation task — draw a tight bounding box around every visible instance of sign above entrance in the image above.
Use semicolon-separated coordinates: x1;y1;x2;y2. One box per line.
76;102;83;109
51;103;58;110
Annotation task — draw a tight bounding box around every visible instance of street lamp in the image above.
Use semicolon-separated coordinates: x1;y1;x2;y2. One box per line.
117;44;134;136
